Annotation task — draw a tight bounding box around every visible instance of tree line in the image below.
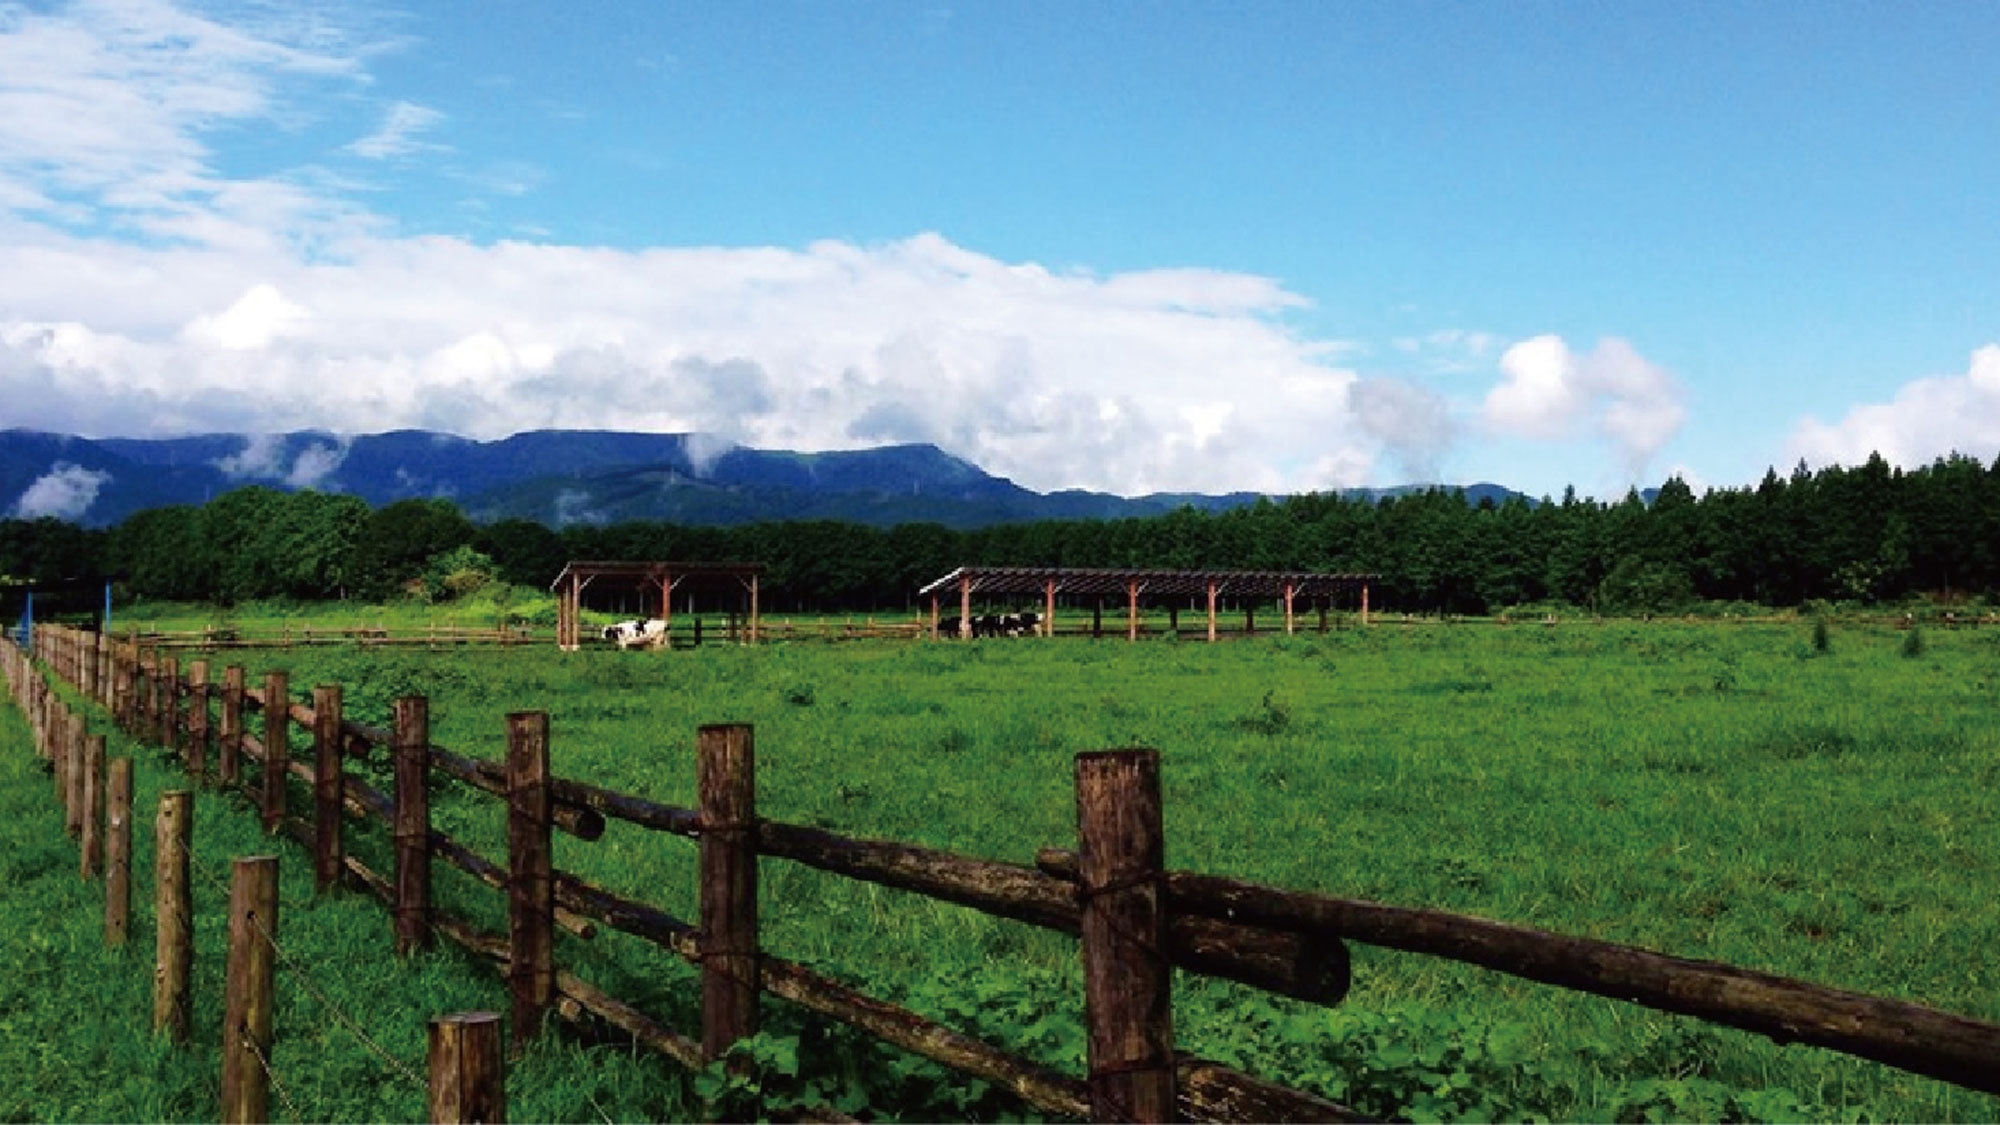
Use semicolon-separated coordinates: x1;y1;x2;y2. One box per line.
2;452;1997;616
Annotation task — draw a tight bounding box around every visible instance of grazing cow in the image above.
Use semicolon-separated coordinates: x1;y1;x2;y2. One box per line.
602;618;669;650
1016;610;1041;636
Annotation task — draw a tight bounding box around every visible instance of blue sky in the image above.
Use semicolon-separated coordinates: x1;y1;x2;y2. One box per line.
2;0;1998;513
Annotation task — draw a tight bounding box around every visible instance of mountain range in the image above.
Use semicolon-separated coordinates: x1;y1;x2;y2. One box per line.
1;428;1532;529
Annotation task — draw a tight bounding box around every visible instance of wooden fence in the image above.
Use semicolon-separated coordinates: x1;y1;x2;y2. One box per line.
16;622;2000;1122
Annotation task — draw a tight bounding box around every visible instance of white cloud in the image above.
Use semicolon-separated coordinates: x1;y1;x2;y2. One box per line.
1481;336;1687;479
1348;377;1455;483
12;462;111;519
212;433;350;487
183;283;310;350
0;220;1384;493
0;0;369;251
1788;345;2000;470
346;101;445;160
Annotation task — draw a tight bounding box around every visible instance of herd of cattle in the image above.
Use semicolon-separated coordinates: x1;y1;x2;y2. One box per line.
939;611;1041;638
601;610;1047;648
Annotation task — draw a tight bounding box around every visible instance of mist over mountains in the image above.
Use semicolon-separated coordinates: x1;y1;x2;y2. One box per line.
1;428;1530;529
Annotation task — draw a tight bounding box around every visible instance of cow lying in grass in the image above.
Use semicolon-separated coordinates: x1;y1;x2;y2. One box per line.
602;619;668;650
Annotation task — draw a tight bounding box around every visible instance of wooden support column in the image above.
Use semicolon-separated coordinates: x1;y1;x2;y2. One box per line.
1318;596;1329;634
959;575;973;639
394;696;433;955
1127;580;1141;643
699;723;759;1063
1284;582;1297;636
1360;581;1370;626
313;685;344;895
1045;579;1058;638
105;759;132;947
261;671;288;834
429;1012;507;1124
748;573;760;644
221;856;278;1125
1245;602;1256;636
506;712;554;1043
1075;750;1175;1122
186;661;210;782
220;666;245;787
155;790;193;1042
929;593;940;639
1207;582;1218;644
1092;598;1103;639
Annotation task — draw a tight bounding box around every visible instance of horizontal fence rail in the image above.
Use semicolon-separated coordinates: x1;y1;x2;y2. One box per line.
11;620;2000;1124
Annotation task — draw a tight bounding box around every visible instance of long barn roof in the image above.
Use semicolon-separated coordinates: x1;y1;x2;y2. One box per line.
549;560;764;592
917;566;1376;599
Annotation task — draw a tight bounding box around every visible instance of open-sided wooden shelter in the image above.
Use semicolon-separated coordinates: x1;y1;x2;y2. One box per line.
916;566;1377;641
549;561;765;651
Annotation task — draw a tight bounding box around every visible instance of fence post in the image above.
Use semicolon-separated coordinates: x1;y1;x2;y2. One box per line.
80;734;106;878
50;701;68;807
221;855;278;1125
698;723;759;1063
313;685;344;895
106;759;133;947
187;660;210;782
394;696;432;955
429;1012;507;1124
262;671;289;834
64;712;86;838
506;712;553;1042
80;630;98;701
220;665;244;787
155;790;194;1043
162;656;181;755
1075;749;1175;1123
146;650;162;743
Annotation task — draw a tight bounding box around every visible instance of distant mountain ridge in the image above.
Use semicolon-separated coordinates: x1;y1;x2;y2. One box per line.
1;427;1534;529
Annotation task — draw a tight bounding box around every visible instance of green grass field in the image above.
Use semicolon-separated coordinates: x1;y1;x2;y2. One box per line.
7;616;2000;1120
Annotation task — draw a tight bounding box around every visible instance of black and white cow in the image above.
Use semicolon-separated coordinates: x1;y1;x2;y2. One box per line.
602;618;669;650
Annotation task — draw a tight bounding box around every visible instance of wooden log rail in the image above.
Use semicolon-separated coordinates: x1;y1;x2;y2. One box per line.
1032;850;2000;1099
12;622;2000;1120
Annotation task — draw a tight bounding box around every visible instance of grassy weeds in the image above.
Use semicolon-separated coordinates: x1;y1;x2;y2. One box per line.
10;617;2000;1120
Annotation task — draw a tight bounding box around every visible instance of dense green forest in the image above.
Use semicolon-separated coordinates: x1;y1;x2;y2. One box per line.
4;452;1997;615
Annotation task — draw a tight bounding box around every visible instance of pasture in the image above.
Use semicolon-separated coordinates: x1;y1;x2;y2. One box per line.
10;616;2000;1120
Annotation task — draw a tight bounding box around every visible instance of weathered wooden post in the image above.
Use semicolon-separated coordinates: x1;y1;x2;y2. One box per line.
220;665;245;787
698;723;759;1063
106;759;133;947
162;657;181;754
221;855;278;1125
186;660;210;782
80;734;106;878
429;1012;507;1124
261;671;289;834
394;696;433;955
80;630;98;701
312;685;344;895
1360;581;1370;626
64;712;86;838
1075;749;1175;1123
155;790;194;1042
506;712;553;1042
50;701;68;807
